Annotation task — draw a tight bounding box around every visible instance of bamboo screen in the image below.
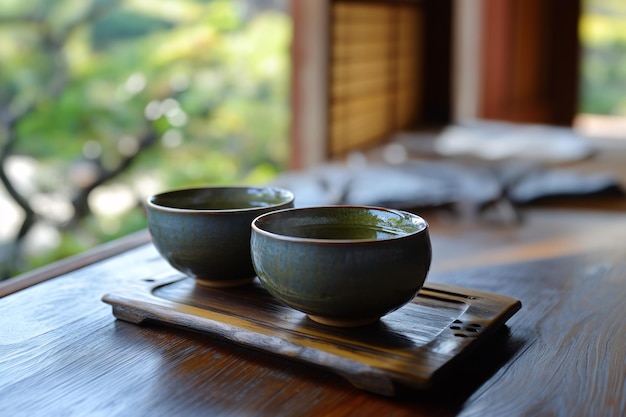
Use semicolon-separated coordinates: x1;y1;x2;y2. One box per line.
329;1;423;157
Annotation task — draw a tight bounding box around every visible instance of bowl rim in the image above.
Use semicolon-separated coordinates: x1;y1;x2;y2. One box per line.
146;186;295;213
251;205;429;244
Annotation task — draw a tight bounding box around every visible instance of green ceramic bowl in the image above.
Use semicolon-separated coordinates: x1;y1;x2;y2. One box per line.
251;206;431;326
146;186;294;287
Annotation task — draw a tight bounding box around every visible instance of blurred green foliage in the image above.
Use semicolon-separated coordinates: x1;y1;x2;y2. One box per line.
0;0;290;276
579;0;626;115
7;0;623;277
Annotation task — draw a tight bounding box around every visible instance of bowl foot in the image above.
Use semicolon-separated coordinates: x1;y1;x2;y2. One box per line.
195;276;255;288
307;314;380;327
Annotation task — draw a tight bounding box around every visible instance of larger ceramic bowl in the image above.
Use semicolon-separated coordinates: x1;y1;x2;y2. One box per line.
146;186;294;287
251;206;431;326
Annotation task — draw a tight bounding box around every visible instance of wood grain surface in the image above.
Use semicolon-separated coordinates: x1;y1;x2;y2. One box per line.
1;242;625;417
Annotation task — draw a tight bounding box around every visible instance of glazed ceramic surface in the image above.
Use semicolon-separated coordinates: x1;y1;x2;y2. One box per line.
146;186;294;287
251;206;431;326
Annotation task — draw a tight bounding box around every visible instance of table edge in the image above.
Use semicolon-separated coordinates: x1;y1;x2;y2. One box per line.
0;229;152;297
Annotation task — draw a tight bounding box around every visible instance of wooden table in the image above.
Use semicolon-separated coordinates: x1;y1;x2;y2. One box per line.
1;230;624;417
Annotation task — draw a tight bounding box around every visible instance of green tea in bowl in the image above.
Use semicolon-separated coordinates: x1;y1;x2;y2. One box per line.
251;205;431;326
146;186;294;287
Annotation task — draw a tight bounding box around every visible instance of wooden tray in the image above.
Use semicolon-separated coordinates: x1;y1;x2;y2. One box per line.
102;274;521;396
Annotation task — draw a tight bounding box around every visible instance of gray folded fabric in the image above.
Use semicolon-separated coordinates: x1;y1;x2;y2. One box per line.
507;168;623;203
271;160;624;211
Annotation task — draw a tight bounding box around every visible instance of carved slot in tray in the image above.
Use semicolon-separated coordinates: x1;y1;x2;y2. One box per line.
102;275;521;396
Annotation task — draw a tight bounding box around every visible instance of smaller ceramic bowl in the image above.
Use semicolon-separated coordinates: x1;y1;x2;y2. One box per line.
146;186;294;287
251;206;431;327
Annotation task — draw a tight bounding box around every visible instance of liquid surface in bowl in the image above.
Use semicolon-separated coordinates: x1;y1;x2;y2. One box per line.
287;224;405;240
255;206;427;240
167;200;274;210
151;187;293;211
